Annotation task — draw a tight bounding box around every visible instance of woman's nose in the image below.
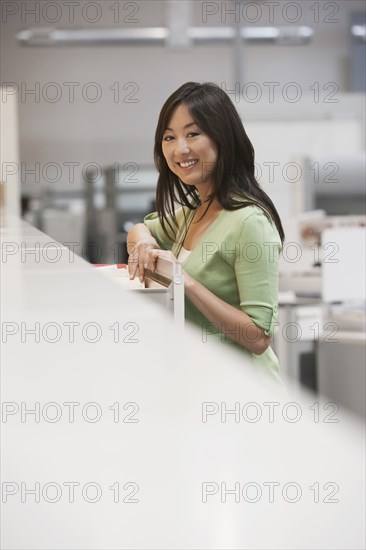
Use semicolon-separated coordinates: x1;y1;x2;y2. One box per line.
175;137;190;155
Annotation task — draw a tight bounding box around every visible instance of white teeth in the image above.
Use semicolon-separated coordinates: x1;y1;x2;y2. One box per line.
179;160;197;168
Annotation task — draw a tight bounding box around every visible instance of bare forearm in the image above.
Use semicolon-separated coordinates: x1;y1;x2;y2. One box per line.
127;223;160;281
127;223;158;254
184;273;269;355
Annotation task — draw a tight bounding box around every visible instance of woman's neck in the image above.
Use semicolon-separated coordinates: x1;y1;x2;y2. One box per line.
195;182;213;204
196;196;221;215
199;196;212;204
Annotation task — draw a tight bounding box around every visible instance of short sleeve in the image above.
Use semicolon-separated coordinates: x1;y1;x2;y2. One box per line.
234;209;282;338
143;211;175;250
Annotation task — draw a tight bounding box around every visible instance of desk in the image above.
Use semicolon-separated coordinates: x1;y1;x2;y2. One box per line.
275;295;366;419
317;331;366;418
274;296;324;382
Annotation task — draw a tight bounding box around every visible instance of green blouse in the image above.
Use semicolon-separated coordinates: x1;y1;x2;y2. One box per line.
144;203;282;380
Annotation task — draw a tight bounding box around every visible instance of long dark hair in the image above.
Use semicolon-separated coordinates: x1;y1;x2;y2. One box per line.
154;81;285;244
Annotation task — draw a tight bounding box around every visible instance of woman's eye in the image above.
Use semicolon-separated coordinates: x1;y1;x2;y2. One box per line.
163;131;199;141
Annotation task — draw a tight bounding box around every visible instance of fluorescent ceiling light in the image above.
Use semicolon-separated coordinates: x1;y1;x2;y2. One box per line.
16;26;314;46
16;27;168;46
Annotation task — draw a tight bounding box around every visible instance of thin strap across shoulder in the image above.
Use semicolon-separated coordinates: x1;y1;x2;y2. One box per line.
171;208;196;258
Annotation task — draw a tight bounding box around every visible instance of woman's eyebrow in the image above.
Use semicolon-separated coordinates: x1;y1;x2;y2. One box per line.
164;121;196;132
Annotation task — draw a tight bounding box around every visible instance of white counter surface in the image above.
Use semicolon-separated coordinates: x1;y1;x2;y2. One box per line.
1;218;365;550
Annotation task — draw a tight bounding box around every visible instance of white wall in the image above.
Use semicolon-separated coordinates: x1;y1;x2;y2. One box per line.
0;89;20;215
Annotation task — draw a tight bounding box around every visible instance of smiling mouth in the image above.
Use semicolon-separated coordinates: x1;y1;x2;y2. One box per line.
177;160;198;168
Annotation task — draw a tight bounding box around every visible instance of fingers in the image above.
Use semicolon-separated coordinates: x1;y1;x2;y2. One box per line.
137;250;147;282
128;244;174;282
128;245;146;281
128;243;155;282
147;250;175;272
128;244;139;280
147;249;161;272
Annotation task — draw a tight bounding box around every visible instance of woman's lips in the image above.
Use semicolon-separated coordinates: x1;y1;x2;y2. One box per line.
177;159;198;170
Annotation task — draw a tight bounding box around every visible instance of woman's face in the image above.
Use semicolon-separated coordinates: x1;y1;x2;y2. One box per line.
162;103;218;193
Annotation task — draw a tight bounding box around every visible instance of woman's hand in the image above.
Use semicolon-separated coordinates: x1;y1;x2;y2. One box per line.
146;249;177;273
128;239;160;282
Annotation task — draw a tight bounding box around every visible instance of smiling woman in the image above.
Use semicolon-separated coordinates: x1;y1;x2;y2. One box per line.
127;82;285;380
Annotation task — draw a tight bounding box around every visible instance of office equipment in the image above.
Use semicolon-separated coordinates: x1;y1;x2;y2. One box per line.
276;220;366;404
303;152;366;215
322;227;366;303
279;213;365;297
316;226;366;417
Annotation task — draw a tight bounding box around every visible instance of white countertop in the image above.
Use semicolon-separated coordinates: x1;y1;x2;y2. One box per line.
1;217;365;550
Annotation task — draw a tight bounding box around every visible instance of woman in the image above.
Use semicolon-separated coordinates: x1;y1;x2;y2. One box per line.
127;82;285;379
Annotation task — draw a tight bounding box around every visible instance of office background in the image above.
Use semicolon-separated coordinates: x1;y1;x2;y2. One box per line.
1;0;365;194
